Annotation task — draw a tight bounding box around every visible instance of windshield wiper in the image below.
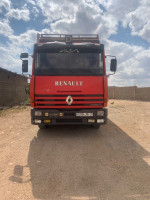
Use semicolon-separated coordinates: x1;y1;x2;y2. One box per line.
59;49;79;53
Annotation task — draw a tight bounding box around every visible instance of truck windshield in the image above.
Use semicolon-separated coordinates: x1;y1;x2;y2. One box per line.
34;52;104;76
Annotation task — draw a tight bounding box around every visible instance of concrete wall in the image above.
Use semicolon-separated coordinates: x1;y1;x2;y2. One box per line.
0;68;28;106
108;87;115;99
108;86;150;101
135;87;150;101
114;86;136;100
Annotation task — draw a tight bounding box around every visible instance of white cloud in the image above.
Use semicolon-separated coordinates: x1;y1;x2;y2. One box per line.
51;5;102;34
27;0;149;44
0;45;22;73
6;8;30;21
26;0;36;5
36;0;118;39
8;29;38;51
32;6;39;17
0;30;38;74
105;39;150;86
123;0;150;42
103;0;139;19
96;0;150;43
8;29;52;49
0;19;13;36
0;28;52;74
0;0;11;11
35;0;80;23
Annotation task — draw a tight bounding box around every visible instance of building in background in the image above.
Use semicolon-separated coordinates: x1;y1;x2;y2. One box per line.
0;67;28;106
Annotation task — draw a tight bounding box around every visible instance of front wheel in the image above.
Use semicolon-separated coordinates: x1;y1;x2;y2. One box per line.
92;124;100;129
38;124;49;129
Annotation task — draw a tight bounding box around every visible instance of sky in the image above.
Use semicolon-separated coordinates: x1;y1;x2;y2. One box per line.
0;0;150;86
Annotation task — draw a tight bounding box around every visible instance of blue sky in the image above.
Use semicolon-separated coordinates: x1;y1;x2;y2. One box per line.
109;22;149;49
0;0;150;86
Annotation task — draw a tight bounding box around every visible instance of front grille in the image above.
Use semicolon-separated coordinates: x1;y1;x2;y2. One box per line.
35;94;104;108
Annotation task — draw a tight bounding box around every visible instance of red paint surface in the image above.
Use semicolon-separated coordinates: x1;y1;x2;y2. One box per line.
34;76;104;95
30;76;108;108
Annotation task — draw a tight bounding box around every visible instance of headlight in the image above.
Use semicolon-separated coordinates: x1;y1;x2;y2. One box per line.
97;110;104;116
35;111;42;116
88;119;95;123
34;119;41;123
97;119;104;123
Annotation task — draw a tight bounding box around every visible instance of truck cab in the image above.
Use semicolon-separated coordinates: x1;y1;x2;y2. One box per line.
20;34;117;129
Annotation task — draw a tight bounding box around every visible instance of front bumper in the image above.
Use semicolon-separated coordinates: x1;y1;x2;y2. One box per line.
31;108;108;125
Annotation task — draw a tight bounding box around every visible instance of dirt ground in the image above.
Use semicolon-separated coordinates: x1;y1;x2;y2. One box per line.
0;100;150;200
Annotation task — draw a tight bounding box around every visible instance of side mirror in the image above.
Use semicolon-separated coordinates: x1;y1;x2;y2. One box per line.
22;60;28;73
110;59;117;72
20;53;28;59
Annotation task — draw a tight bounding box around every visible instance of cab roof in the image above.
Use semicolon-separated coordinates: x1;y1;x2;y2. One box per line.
37;34;100;46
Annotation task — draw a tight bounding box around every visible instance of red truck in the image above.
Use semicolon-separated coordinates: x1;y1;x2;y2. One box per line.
20;34;117;129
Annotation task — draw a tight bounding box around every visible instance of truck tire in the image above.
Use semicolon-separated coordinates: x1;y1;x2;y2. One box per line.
38;124;48;129
92;124;100;129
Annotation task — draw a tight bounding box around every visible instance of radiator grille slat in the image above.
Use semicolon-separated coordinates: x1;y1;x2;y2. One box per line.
35;94;104;108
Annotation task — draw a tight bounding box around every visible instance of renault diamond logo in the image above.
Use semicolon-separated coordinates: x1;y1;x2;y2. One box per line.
66;96;73;105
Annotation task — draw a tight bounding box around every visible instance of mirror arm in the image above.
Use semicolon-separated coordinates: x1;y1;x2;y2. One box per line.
29;54;33;58
20;54;33;60
26;74;32;79
105;55;116;59
21;74;31;79
106;72;116;77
